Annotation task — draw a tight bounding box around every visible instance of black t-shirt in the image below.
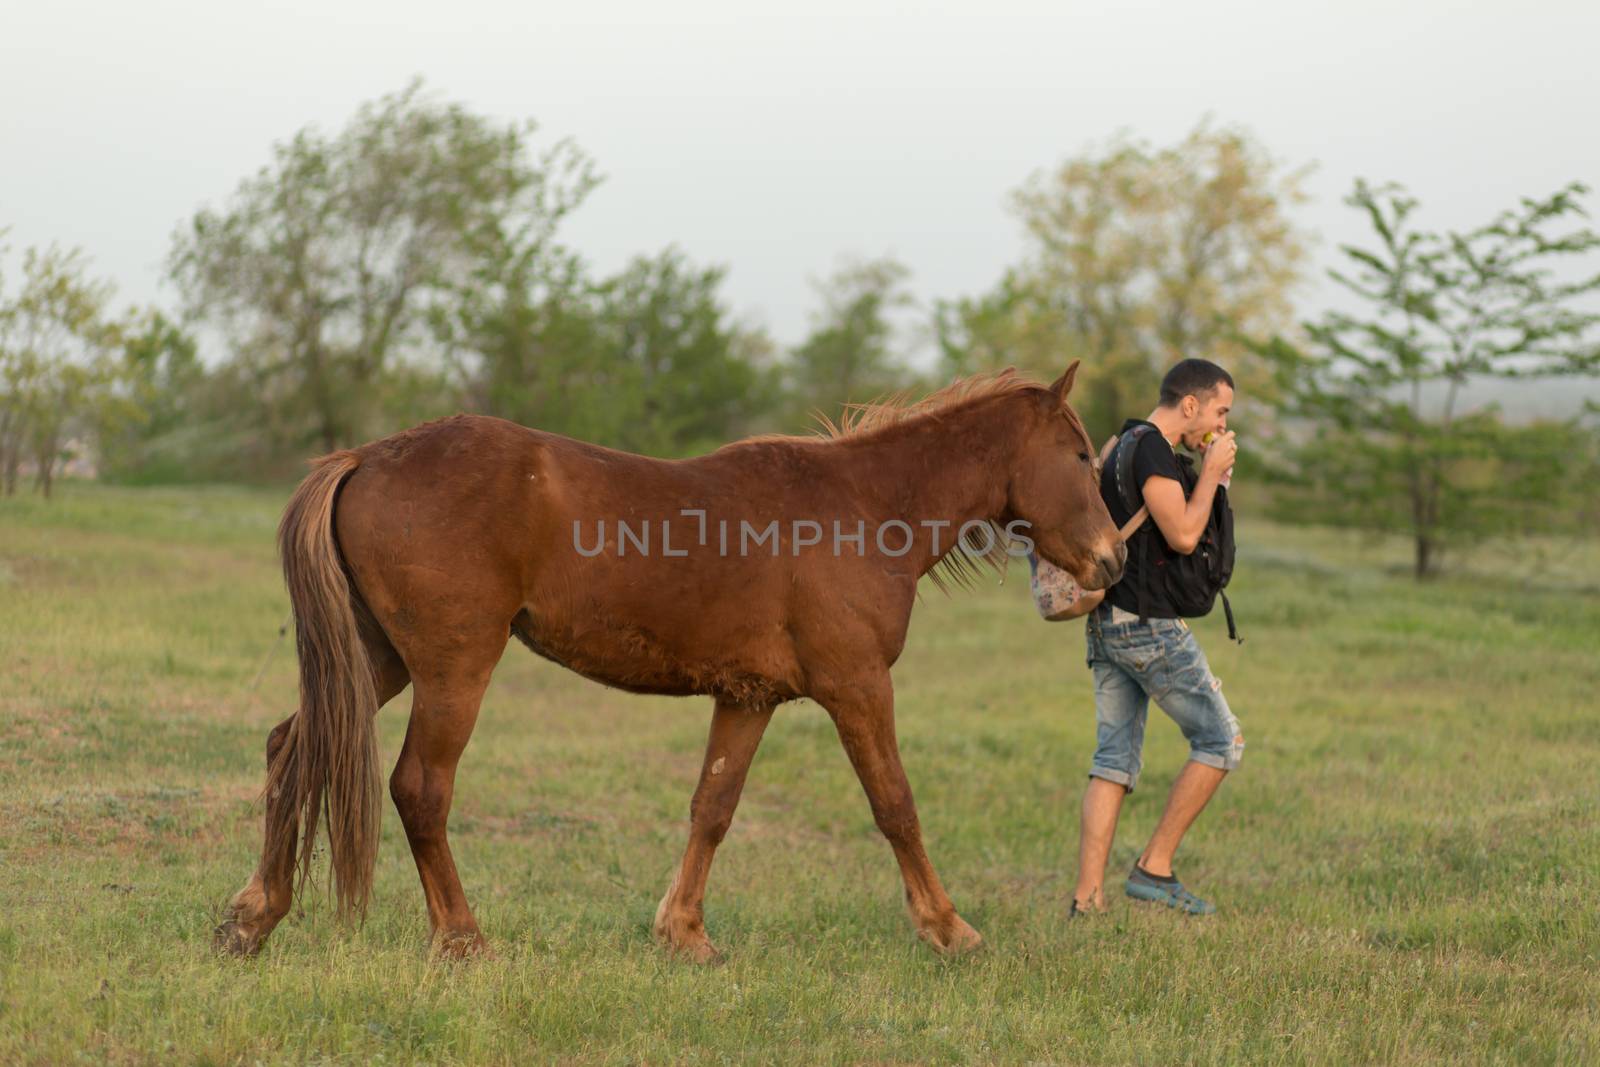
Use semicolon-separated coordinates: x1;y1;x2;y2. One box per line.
1101;418;1187;618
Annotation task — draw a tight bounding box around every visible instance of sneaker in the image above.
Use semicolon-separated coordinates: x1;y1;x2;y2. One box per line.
1124;864;1216;915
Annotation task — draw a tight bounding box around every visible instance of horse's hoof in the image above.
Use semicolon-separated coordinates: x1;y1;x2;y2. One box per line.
212;920;262;958
433;931;493;961
653;915;723;965
661;933;723;965
919;914;984;956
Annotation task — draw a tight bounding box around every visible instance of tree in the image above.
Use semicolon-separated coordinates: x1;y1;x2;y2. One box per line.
451;255;613;444
0;243;122;497
1254;180;1600;577
598;249;780;455
94;310;209;484
938;121;1310;440
169;80;599;454
934;269;1064;381
787;255;916;426
455;247;779;455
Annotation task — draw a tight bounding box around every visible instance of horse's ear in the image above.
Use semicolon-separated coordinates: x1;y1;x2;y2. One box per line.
1048;360;1082;404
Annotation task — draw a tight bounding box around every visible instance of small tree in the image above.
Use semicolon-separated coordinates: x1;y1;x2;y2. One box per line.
95;310;207;484
1256;180;1600;577
788;255;916;426
455;247;778;455
934;269;1064;381
597;249;779;455
0;244;122;497
451;255;613;443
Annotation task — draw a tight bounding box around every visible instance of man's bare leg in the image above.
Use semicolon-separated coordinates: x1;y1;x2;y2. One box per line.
1138;760;1227;877
1072;776;1129;911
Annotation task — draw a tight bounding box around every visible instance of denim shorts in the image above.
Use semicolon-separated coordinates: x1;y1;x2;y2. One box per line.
1084;603;1244;791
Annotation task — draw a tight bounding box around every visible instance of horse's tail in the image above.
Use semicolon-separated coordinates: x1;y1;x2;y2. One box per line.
264;450;382;919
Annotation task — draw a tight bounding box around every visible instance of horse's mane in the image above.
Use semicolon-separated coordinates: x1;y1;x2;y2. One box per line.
740;368;1043;448
748;368;1053;595
811;368;1041;441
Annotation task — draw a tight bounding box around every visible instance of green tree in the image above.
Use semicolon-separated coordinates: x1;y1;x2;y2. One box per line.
451;253;614;443
939;121;1310;440
1254;180;1600;577
787;255;916;427
169;79;599;456
934;269;1062;381
94;310;228;484
0;243;123;497
598;249;779;455
455;247;778;455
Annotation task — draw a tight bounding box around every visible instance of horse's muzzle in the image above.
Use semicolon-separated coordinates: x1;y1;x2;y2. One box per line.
1094;543;1127;588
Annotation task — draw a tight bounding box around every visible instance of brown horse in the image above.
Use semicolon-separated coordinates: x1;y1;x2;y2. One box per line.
214;362;1124;961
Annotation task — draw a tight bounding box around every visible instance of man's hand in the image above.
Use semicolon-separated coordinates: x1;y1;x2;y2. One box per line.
1202;431;1237;480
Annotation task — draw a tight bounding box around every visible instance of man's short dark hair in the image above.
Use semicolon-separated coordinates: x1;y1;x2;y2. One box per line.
1159;359;1234;408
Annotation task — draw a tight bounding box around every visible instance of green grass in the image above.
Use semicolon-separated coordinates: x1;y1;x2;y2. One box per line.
2;482;1598;1065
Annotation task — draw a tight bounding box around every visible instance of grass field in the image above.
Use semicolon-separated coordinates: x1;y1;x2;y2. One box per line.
2;482;1598;1065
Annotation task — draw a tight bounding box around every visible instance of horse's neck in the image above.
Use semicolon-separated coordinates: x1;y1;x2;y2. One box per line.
839;399;1025;572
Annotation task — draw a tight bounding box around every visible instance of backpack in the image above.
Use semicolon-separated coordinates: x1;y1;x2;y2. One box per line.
1109;424;1240;642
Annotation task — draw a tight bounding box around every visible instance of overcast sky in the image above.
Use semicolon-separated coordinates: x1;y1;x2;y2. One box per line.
3;0;1597;379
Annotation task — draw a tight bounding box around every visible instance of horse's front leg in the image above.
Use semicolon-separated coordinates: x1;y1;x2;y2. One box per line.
821;674;982;955
654;698;774;963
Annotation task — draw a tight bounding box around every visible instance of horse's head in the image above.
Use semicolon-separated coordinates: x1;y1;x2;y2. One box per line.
1006;361;1126;590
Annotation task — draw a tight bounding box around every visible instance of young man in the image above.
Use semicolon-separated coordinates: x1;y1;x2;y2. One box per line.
1067;358;1243;916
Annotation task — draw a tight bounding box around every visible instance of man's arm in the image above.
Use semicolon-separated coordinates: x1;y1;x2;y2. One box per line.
1142;476;1216;555
1143;432;1236;555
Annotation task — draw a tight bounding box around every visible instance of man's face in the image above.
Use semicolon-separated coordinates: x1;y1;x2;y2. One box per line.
1178;383;1233;450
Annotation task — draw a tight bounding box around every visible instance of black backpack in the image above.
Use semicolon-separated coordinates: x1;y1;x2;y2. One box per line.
1110;424;1240;642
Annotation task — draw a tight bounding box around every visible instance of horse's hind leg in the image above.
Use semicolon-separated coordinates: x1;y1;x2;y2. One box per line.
654;698;775;963
387;624;506;958
214;637;410;956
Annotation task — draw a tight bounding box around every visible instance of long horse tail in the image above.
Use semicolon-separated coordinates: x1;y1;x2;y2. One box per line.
264;450;382;919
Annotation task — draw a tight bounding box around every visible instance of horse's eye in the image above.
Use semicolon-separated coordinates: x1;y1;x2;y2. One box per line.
1078;452;1090;463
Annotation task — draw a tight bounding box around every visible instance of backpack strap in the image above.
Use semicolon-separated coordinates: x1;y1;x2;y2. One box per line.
1112;425;1155;518
1110;425;1158;622
1136;517;1152;622
1221;590;1241;644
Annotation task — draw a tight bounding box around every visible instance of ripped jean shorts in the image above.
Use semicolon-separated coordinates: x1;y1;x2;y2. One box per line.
1084;602;1243;791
